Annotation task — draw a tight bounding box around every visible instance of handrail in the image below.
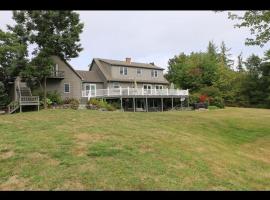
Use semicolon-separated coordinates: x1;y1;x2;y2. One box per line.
82;88;189;99
49;70;65;78
7;101;19;114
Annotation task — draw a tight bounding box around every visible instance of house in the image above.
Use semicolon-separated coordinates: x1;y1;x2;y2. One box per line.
9;56;189;112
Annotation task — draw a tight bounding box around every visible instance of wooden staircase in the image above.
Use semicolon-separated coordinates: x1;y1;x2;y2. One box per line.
7;80;39;114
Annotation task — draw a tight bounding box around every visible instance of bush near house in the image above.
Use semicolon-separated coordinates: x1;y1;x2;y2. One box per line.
189;86;225;109
87;98;116;111
63;98;80;110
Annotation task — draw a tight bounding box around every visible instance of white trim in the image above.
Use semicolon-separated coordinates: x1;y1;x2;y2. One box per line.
64;83;70;93
151;70;158;78
120;66;128;76
113;82;120;88
155;85;163;89
136;68;142;76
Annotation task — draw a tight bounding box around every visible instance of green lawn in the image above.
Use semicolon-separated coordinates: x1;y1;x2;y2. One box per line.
0;107;270;190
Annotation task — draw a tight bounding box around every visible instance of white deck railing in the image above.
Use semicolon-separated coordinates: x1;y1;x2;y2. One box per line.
82;88;189;100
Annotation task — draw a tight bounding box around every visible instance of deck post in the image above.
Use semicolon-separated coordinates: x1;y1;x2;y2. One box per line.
161;98;163;112
172;97;173;110
128;87;129;95
120;97;123;112
146;97;148;112
181;98;183;110
19;98;22;112
133;97;135;112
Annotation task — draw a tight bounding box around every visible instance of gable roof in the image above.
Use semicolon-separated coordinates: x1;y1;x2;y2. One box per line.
89;58;169;84
51;55;82;80
76;70;104;83
94;58;165;70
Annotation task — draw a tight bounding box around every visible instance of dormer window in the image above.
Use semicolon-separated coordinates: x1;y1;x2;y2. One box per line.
120;67;127;75
151;70;158;78
137;68;142;76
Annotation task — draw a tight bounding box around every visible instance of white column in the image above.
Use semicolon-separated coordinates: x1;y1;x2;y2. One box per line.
120;87;122;96
128;87;129;96
108;87;110;96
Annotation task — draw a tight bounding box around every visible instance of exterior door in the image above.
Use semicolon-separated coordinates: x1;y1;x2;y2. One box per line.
143;84;152;94
84;83;96;97
90;84;96;97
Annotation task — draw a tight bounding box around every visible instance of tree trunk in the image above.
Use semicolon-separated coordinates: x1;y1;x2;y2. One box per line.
43;77;47;109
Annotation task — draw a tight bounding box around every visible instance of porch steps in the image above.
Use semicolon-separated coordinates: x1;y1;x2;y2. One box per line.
80;97;88;105
79;104;87;109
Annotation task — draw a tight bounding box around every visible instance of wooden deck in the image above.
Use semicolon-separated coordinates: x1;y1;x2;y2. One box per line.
82;88;189;100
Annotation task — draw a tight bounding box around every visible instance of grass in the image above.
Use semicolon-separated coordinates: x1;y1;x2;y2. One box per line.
0;107;270;190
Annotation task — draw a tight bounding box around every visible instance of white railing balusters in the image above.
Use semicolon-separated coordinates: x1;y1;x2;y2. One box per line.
82;88;189;98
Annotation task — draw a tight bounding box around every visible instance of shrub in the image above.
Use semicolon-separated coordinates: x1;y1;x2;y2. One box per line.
111;101;121;109
69;98;79;110
87;98;116;111
47;91;63;105
199;86;225;108
189;93;200;105
199;95;208;103
211;96;225;108
40;98;53;108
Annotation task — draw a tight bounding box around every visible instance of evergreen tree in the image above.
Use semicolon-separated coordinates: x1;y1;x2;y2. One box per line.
219;41;234;68
207;41;218;61
236;52;244;72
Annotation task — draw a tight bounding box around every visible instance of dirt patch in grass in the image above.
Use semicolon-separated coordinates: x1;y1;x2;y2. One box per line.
27;152;60;166
72;133;107;156
0;150;15;160
57;180;85;190
138;144;155;154
0;175;28;190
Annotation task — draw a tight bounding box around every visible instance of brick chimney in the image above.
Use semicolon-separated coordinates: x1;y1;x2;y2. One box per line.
125;57;131;64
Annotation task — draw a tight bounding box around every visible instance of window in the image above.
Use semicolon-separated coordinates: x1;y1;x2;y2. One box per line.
137;68;142;76
155;85;163;90
151;70;158;78
120;67;128;75
113;82;120;89
64;83;70;93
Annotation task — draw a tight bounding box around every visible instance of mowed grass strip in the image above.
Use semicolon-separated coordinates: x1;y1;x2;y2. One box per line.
0;107;270;190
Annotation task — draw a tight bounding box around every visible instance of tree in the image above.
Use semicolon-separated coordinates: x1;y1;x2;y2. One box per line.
244;54;261;73
219;41;234;68
0;29;27;106
236;52;244;72
167;51;219;92
228;11;270;47
9;11;84;108
207;41;218;61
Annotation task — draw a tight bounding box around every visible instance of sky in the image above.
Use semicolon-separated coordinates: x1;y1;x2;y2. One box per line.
0;11;269;71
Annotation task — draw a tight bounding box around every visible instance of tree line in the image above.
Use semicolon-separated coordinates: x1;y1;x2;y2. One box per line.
166;41;270;108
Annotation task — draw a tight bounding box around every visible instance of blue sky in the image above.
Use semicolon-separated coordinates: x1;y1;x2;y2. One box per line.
0;11;268;71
